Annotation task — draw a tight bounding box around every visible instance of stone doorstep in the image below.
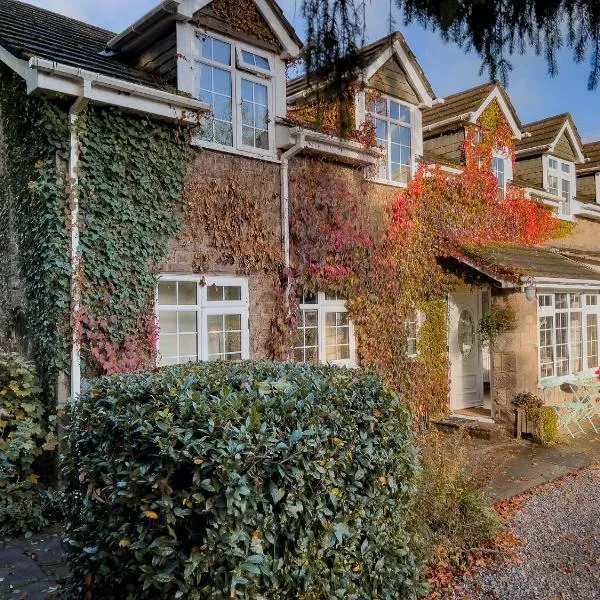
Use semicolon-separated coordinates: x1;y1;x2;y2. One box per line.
431;415;509;441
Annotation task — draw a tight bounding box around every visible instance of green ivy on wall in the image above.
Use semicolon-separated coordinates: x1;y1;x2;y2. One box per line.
76;106;190;376
0;66;71;404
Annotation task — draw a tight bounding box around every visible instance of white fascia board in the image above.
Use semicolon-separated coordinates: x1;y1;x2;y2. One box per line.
362;46;394;82
572;198;600;220
548;120;586;164
28;58;209;123
471;86;522;140
179;0;301;59
107;0;182;50
532;277;600;289
392;40;434;107
422;112;473;132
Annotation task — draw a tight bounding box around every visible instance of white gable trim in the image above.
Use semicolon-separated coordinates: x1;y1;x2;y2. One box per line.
361;41;434;107
548;120;585;164
471;86;521;140
179;0;300;58
0;45;28;78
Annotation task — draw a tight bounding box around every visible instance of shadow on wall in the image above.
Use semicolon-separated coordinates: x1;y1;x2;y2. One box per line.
1;306;29;356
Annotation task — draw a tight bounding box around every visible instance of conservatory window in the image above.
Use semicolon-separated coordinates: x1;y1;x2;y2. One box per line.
294;292;356;366
157;276;249;366
538;292;600;378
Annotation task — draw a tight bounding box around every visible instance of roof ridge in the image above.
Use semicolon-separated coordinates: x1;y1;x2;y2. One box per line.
434;81;496;102
522;113;571;128
4;0;116;36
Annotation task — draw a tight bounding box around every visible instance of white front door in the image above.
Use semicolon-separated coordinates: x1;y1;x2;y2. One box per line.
449;291;483;410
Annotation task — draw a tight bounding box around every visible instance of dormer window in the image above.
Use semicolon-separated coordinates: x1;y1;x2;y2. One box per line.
367;94;413;185
195;33;273;155
546;156;575;214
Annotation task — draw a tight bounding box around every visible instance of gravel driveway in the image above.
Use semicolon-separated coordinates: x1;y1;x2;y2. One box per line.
445;467;600;600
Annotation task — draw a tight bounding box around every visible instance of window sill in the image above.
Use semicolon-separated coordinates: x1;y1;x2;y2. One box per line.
191;139;281;164
366;177;409;189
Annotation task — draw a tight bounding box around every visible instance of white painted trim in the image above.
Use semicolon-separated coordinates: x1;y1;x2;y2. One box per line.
236;44;273;78
180;0;301;58
392;40;434;107
532;278;600;289
422;112;473;132
548;119;586;164
471;86;522;140
362;46;394;81
176;22;195;96
190;138;281;163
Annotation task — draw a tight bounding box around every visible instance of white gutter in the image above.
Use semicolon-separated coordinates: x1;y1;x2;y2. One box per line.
106;0;182;50
68;82;91;400
422;112;474;133
280;129;306;355
528;277;600;290
27;57;209;123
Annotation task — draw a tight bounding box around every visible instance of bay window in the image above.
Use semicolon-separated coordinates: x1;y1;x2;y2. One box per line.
367;94;413;184
157;276;249;366
195;33;273;155
538;292;600;378
294;292;356;366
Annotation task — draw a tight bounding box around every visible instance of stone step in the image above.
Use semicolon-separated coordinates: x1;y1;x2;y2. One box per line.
431;415;508;441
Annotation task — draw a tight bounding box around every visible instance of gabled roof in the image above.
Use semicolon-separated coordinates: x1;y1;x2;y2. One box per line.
578;141;600;174
458;244;600;283
0;0;158;87
287;31;436;106
516;113;585;163
422;82;522;139
108;0;302;58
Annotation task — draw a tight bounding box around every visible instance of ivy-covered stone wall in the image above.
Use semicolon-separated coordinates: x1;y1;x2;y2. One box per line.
0;66;71;403
162;148;283;359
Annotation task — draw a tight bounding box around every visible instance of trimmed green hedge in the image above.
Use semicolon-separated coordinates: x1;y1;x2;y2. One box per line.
63;361;422;599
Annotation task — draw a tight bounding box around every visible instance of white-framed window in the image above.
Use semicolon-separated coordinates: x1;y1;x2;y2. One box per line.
294;292;356;367
194;32;274;156
546;156;575;215
537;291;600;378
406;310;424;358
367;94;413;185
492;156;506;199
157;275;249;366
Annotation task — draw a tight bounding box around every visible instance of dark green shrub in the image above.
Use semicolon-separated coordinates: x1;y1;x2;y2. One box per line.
63;361;422;599
512;391;543;409
0;353;59;536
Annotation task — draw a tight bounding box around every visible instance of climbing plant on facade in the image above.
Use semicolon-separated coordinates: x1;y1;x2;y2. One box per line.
289;100;565;419
76;107;191;376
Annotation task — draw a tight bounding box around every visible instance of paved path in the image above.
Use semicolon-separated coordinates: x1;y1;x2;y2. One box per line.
0;528;65;599
443;467;600;600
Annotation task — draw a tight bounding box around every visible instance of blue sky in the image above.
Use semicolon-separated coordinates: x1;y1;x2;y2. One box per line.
26;0;599;142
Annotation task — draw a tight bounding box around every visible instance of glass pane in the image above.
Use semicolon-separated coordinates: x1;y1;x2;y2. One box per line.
570;312;583;372
241;78;253;101
200;36;212;60
400;126;411;146
158;281;177;305
325;312;336;327
561;162;571;173
241;50;254;65
212;38;231;65
256;130;269;150
241;101;254;126
242;125;255;146
224;286;242;301
570;293;581;309
178;282;197;305
391;144;401;164
225;314;242;330
368;97;387;116
159;334;177;358
213;68;231;96
389;101;399;121
587;314;598;367
586;295;598;306
305;327;318;346
214;121;233;146
199;65;212;94
178;312;197;333
179;333;197;357
375;118;387;141
207;285;223;302
302;292;317;304
208;332;223;356
225;332;242;353
399;104;411;124
555;294;568;310
255;55;270;70
294;348;306;363
390;124;401;144
305;310;318;327
207;314;223;332
254;83;267;106
213;95;232;121
159;311;177;334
